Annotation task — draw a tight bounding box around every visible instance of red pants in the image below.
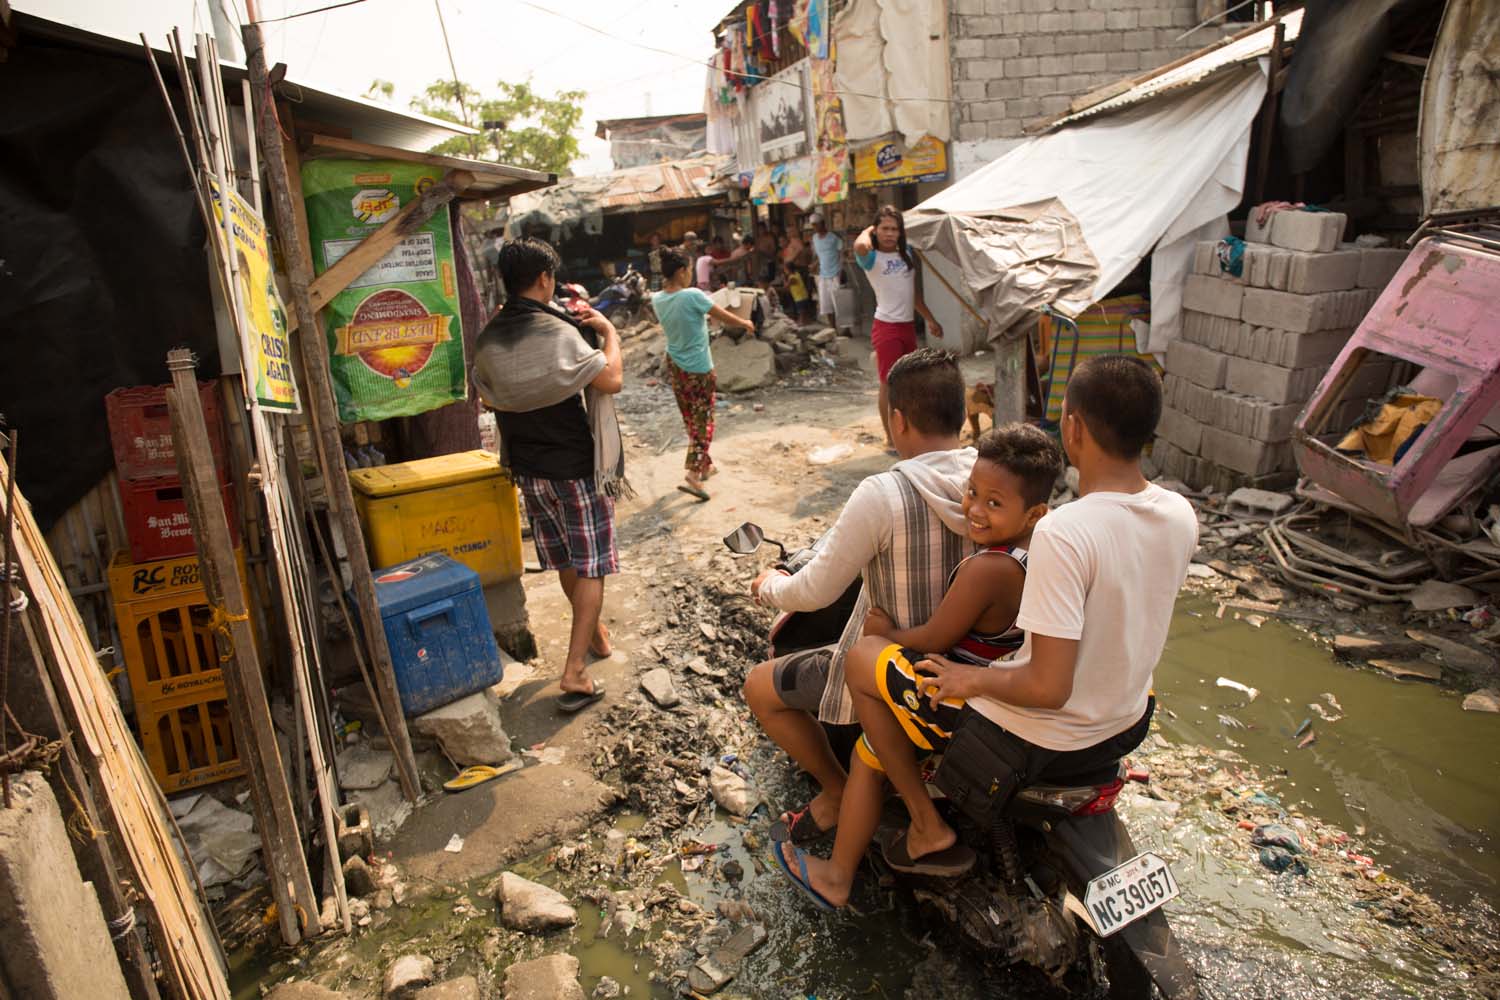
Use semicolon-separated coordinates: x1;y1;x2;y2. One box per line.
667;358;717;477
871;319;917;382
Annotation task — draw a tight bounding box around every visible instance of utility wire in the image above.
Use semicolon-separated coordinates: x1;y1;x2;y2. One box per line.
508;0;959;105
433;0;482;156
251;0;369;24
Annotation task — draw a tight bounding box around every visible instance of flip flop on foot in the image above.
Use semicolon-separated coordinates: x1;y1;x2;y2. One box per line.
442;761;522;792
557;682;606;714
770;804;836;846
676;483;710;502
878;828;976;877
769;841;839;912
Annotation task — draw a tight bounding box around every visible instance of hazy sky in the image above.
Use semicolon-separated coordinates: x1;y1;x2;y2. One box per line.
29;0;724;174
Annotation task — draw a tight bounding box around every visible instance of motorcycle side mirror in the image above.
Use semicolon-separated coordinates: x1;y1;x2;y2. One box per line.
723;522;785;559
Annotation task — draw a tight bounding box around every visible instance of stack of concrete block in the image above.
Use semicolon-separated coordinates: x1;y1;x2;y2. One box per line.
1153;210;1407;493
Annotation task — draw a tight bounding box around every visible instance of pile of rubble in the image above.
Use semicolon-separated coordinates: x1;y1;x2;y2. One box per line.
1153;208;1408;492
622;313;848;395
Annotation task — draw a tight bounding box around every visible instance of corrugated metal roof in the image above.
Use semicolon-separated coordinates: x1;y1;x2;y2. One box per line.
1041;9;1304;131
591;156;731;212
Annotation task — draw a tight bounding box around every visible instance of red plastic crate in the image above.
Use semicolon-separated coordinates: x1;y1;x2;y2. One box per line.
105;382;229;481
118;475;239;563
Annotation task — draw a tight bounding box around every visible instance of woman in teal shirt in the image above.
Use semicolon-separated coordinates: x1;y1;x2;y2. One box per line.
652;247;756;501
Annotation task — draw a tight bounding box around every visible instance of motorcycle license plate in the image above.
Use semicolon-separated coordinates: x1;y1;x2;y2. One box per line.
1083;852;1179;937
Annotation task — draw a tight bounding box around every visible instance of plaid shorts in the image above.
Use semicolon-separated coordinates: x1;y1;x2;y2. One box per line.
514;474;619;578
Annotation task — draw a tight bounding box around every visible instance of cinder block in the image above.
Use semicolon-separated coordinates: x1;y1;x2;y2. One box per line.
1200;425;1294;476
1165;339;1230;389
1358;247;1408;289
1192;240;1219;276
1268;210;1346;253
1152;439;1188;481
1157;405;1203;454
1181;311;1238;352
1241;287;1340;334
1244;207;1275;244
1182;274;1244;319
1225;355;1322;404
1212;391;1302;442
1179;379;1217;423
1263;327;1354;369
1284;249;1361;294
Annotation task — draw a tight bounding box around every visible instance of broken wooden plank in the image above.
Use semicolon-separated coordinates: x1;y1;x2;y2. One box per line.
1405;630;1497;674
1333;633;1420;661
1369;658;1442;682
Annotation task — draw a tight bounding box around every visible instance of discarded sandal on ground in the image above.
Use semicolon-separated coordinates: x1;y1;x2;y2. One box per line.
878;828;976;877
770;804;836;846
442;760;522;792
676;483;710;502
557;682;606;714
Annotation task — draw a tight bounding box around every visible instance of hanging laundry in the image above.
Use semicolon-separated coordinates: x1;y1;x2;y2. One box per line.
787;0;810;49
770;0;781;58
807;0;829;59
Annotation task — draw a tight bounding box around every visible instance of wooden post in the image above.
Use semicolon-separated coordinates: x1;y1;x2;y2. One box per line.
1251;20;1286;208
241;14;420;802
166;350;320;944
993;322;1029;426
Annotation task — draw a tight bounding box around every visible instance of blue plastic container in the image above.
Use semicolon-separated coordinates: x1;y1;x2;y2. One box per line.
370;554;504;717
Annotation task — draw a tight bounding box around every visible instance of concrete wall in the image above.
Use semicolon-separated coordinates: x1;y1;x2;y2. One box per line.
949;0;1228;142
0;772;129;1000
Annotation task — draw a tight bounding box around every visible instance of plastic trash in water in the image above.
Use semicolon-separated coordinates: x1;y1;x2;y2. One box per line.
1251;823;1304;854
1216;677;1259;701
1258;845;1308;875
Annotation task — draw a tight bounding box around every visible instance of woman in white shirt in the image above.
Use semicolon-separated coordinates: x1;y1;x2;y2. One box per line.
854;206;943;451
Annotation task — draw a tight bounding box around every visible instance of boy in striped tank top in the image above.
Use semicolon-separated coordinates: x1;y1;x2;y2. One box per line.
772;424;1064;907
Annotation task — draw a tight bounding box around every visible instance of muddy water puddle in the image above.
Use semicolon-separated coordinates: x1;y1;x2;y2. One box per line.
1153;597;1499;908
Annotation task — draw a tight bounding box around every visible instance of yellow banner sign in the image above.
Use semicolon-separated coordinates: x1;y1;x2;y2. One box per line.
209;179;301;412
852;134;949;188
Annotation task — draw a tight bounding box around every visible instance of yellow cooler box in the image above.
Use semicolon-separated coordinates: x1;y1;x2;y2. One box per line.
350;450;524;586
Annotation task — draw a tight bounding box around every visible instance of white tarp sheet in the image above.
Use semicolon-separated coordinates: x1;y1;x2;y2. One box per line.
906;63;1267;353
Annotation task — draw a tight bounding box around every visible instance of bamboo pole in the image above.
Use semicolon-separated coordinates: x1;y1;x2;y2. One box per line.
240;8;420;801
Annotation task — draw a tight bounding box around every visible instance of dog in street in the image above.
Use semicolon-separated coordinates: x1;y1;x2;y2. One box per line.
966;380;995;441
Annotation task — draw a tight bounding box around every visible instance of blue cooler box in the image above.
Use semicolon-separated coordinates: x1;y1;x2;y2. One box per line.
370;554;504;716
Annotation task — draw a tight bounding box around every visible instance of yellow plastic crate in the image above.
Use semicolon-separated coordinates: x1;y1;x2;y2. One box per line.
137;692;243;793
108;549;250;706
349;450;524;586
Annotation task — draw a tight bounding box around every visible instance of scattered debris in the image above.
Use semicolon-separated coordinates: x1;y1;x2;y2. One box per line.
640;667;682;708
1369;658;1443;682
708;765;756;817
1217;713;1247;730
383;954;435;999
1297;728;1317;749
1405;629;1496;674
412;691;514;767
1407;579;1480;612
1216;677;1260;701
495;872;578;932
1462;688;1500;713
443;834;464;854
685;922;768;994
502;954;585;1000
807;443;854;465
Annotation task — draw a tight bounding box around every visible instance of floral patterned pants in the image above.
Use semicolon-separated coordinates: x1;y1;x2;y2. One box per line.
667;358;717;478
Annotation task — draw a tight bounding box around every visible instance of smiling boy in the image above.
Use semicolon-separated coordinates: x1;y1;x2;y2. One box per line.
772;423;1064;906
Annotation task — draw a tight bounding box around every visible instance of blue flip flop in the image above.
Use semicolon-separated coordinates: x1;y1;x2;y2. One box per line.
769;841;837;912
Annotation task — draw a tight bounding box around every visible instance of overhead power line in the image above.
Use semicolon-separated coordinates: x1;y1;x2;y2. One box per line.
251;0;369;24
508;0;959;105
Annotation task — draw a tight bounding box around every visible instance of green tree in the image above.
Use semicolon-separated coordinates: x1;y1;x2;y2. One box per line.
406;78;586;176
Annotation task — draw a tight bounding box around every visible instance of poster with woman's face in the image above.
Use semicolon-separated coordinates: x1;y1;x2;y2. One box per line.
756;61;813;163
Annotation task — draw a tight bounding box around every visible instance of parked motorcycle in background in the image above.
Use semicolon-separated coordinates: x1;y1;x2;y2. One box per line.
724;521;1200;1000
591;265;651;328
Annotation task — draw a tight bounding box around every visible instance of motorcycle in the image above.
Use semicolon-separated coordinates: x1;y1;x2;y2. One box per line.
591;265;650;328
724;521;1199;1000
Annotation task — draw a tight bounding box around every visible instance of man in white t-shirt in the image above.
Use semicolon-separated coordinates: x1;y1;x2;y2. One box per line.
777;355;1197;897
